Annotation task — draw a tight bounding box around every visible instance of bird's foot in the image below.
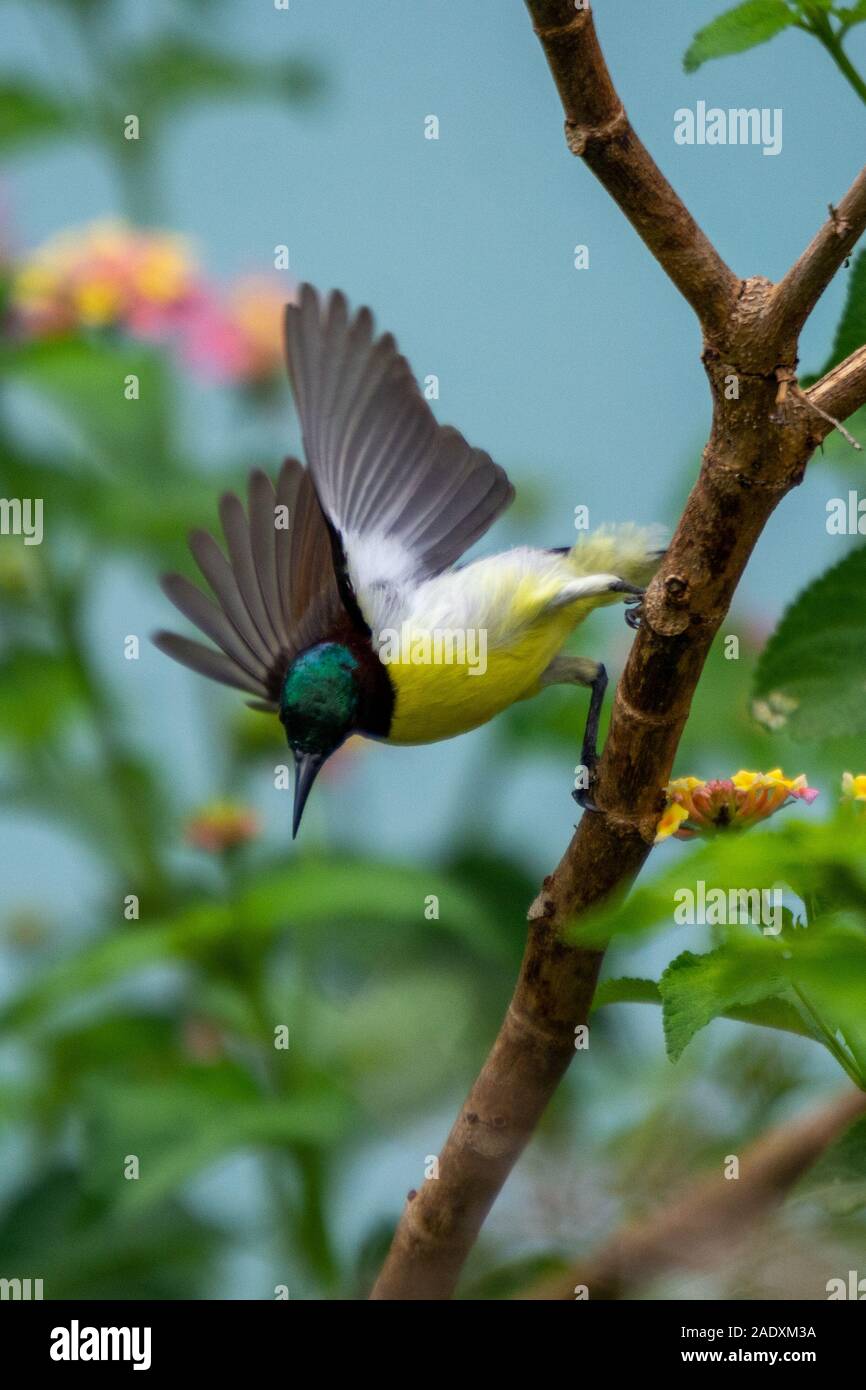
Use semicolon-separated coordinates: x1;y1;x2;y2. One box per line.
624;594;644;630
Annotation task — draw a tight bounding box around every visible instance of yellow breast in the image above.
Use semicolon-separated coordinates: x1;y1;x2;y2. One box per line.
384;608;576;744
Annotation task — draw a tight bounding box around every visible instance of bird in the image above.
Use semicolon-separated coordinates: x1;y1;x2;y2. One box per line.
154;285;662;837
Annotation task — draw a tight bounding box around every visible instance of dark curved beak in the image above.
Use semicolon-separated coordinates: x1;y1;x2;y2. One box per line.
292;750;324;839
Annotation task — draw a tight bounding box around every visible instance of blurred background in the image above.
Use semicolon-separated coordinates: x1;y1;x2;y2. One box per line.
1;0;865;1299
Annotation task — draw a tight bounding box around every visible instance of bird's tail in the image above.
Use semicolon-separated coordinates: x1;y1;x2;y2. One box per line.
569;522;666;588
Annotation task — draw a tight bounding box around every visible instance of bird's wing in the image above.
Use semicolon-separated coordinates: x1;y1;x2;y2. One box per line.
154;459;348;711
283;285;515;618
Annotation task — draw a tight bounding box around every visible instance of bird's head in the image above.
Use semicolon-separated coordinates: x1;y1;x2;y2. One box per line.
280;642;361;837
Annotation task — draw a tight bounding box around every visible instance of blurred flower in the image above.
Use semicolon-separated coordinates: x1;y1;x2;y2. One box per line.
841;772;866;805
5;908;50;951
656;769;818;843
10;219;293;389
11;219;201;338
228;275;288;381
185;799;259;854
182;1014;224;1064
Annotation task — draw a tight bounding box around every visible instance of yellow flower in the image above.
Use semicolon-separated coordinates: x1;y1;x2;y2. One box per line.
654;802;690;843
841;772;866;803
655;768;818;844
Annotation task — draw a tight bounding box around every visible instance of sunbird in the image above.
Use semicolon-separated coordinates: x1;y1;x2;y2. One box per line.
155;286;661;836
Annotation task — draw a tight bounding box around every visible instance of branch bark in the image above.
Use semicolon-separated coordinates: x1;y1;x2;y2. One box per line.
807;342;866;433
770;167;866;341
522;1088;866;1300
370;2;866;1301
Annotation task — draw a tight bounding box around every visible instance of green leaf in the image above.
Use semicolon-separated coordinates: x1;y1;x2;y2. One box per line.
80;1071;350;1213
592;973;813;1040
659;947;789;1061
120;40;324;112
3;336;171;473
0;82;76;153
0;649;86;744
753;545;866;740
684;0;795;72
593;976;662;1008
836;2;866;31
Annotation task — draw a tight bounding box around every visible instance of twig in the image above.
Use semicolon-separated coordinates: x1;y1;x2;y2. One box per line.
770;167;866;343
522;1089;866;1300
807;342;866;433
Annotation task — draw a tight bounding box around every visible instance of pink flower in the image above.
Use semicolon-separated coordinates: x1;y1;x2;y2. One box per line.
655;769;818;844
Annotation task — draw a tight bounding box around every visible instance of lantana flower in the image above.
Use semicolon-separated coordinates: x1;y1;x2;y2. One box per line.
841;772;866;805
11;219;201;338
185;800;259;854
10;219;291;388
655;769;818;844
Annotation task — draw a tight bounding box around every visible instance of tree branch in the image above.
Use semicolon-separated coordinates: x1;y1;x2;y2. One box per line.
370;3;865;1302
771;167;866;342
806;342;866;435
522;1088;866;1300
524;0;739;337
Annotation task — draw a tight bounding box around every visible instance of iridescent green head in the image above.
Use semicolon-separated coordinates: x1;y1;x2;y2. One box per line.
280;643;360;837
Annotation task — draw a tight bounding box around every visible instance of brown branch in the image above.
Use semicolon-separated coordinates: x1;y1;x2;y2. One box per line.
522;1089;866;1300
807;342;866;435
525;0;739;337
770;167;866;341
370;4;863;1302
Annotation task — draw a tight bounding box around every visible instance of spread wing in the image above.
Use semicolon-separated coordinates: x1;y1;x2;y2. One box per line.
283;285;515;619
154;459;348;711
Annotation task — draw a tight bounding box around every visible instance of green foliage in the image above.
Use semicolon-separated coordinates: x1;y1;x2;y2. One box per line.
753;544;866;740
683;0;795;73
0;81;77;153
119;40;324;114
594;972;814;1045
659;946;790;1061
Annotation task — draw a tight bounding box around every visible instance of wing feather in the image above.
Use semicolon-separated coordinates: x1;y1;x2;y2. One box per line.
154;459;348;702
283;285;514;600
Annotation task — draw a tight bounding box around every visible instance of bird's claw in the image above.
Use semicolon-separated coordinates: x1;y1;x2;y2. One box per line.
624;594;644;630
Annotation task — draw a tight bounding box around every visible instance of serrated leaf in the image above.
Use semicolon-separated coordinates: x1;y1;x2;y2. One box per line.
659;947;789;1061
592;976;662;1009
593;973;814;1040
753;545;866;740
684;0;794;73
